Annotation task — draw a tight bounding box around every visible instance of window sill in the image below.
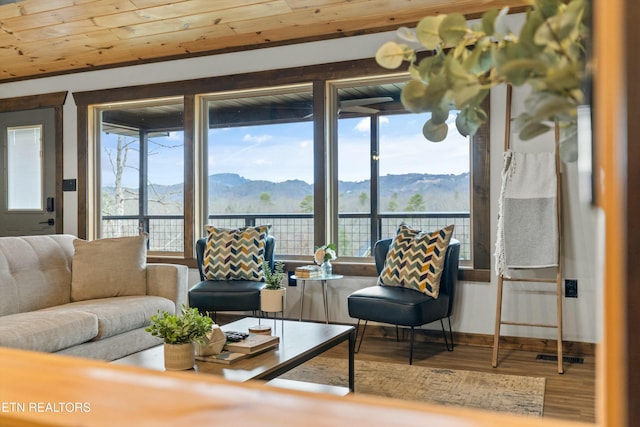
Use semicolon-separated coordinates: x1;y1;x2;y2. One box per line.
280;259;490;283
146;257;491;283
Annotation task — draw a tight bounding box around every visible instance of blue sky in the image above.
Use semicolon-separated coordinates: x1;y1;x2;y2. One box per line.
102;112;469;187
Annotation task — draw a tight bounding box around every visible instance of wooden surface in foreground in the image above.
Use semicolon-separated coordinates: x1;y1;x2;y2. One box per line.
0;347;591;427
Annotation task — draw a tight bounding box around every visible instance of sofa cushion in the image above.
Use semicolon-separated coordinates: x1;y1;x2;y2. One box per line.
202;225;271;281
48;295;175;341
71;234;148;302
0;310;98;353
377;224;454;298
0;234;75;316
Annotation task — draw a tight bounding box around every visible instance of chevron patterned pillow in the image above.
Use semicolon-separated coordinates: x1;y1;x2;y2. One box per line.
377;224;454;298
203;225;271;281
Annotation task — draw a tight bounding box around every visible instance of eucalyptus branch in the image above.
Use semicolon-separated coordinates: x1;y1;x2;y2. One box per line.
375;0;587;162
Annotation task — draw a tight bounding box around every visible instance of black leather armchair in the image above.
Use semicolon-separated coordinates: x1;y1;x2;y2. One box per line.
188;235;276;318
347;238;460;364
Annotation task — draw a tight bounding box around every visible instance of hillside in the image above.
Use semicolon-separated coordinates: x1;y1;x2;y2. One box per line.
101;172;470;215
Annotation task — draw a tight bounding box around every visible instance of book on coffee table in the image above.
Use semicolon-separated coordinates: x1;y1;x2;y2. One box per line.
196;351;248;365
223;334;280;354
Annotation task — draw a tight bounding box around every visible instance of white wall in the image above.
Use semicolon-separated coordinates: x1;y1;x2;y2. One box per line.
0;21;601;343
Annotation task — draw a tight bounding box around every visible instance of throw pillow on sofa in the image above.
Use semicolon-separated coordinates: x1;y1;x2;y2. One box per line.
71;234;148;301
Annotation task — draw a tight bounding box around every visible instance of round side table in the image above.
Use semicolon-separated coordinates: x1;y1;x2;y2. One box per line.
292;274;343;324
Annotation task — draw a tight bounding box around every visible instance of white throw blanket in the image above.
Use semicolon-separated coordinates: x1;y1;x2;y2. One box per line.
495;150;558;276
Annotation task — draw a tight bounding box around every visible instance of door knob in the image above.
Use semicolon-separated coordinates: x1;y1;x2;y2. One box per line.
39;219;55;226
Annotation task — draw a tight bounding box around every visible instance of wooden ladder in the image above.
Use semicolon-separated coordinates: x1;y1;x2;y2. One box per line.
491;85;564;374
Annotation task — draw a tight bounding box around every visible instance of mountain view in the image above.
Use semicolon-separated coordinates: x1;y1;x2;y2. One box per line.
102;172;470;215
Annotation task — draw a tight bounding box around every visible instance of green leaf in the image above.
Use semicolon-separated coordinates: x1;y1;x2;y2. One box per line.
537;0;560;19
526;92;576;123
376;41;408;69
431;102;450;125
396;26;418;42
495;43;547;85
444;54;475;86
534;1;584;50
455;106;487;136
453;83;483;109
493;7;512;40
402;73;450;114
423;119;448;142
519;8;545;49
558;0;585;41
416;15;446;50
559;124;578;162
542;61;581;93
416;55;438;83
401;80;431;113
455;110;475;136
481;8;499;35
439;13;468;46
519;121;552;140
463;37;492;75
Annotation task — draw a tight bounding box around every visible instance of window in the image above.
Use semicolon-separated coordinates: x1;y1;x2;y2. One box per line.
92;98;185;254
6;125;43;210
201;85;315;256
332;77;472;262
78;58;489;277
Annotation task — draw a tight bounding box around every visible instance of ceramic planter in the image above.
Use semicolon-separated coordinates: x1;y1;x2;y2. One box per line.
261;288;286;313
163;342;195;370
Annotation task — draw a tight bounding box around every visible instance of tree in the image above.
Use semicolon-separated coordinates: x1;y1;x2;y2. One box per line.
103;134;184;217
259;192;273;207
405;194;425;212
387;192;399;212
299;195;313;213
106;135;129;215
359;192;368;207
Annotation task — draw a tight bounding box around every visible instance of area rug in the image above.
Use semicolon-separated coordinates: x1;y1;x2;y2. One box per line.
278;357;545;416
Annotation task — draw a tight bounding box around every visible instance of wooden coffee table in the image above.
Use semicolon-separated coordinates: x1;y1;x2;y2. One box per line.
113;317;355;392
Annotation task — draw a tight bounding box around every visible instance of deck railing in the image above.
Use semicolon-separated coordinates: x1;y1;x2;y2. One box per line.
101;212;471;260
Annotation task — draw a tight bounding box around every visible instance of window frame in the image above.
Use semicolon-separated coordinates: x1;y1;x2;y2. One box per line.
74;58;490;281
87;97;186;255
197;83;316;258
328;75;476;265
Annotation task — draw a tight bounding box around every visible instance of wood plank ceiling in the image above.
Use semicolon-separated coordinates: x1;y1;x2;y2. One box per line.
0;0;528;84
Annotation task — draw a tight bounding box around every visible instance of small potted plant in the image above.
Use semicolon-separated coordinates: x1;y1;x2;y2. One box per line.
146;305;213;370
260;260;286;313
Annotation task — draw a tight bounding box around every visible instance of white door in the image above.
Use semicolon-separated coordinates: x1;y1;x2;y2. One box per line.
0;109;56;236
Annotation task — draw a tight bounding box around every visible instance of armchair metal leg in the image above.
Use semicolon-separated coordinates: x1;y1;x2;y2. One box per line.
355;320;368;353
409;326;415;365
440;317;454;352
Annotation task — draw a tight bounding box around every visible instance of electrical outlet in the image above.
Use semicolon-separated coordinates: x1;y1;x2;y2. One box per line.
287;271;297;287
565;279;578;298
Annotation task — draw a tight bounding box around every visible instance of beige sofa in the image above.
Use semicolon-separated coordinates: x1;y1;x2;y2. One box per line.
0;234;188;361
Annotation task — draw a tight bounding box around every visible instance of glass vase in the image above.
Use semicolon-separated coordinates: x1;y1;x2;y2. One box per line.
321;260;332;276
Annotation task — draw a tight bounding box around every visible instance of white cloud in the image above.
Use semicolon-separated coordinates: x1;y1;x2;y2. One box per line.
354;118;370;132
354;116;389;132
243;133;273;143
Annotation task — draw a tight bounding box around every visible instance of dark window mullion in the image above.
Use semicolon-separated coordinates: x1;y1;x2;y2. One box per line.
370;115;380;245
313;80;328;248
139;129;148;234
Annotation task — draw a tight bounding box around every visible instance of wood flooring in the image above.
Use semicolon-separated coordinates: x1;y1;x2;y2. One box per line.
217;315;596;423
